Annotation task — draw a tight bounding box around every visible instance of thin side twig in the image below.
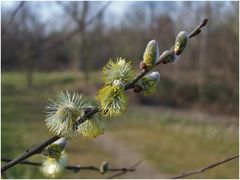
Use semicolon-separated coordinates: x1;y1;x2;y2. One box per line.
170;154;239;179
1;19;208;173
1;158;135;174
106;160;142;179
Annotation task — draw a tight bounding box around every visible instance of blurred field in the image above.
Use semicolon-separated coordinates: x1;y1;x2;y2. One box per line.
1;71;239;179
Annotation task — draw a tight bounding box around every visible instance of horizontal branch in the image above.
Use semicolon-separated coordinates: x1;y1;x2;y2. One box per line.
107;160;142;179
1;19;208;173
3;154;237;179
1;158;136;174
170;154;239;179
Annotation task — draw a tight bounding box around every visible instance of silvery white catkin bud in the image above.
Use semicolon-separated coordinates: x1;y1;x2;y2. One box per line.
141;71;160;96
143;40;159;68
174;31;189;55
161;50;178;64
41;137;67;156
148;72;160;84
100;161;109;174
53;137;67;151
113;79;124;89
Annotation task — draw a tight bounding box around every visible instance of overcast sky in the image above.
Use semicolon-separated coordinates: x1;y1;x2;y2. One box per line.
1;1;130;23
1;1;234;33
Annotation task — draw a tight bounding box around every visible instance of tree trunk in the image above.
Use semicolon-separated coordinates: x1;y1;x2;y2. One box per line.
26;66;33;88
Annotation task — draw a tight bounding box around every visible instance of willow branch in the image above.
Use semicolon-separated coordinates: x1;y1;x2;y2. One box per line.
1;108;98;172
170;154;239;179
1;136;59;172
106;160;142;179
1;19;208;173
1;158;135;174
124;18;208;90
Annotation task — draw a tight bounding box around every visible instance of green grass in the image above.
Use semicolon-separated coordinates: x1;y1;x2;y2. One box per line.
108;106;239;178
1;71;239;179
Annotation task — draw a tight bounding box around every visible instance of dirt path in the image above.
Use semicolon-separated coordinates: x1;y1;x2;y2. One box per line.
94;132;165;178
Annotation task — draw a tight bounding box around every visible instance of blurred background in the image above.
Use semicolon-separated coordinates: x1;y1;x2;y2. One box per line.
1;1;239;179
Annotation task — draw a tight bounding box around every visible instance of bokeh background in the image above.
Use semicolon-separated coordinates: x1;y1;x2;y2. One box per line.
1;1;239;179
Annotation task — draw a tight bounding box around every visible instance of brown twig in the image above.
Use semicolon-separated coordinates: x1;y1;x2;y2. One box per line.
1;136;59;172
1;19;208;173
2;1;25;36
1;158;135;174
170;154;239;179
106;160;142;179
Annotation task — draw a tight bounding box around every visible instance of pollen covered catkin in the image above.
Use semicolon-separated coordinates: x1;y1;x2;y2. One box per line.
77;114;105;138
102;58;134;85
45;92;90;138
97;82;127;117
40;151;67;178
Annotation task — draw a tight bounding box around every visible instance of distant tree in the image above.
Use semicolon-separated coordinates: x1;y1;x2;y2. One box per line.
57;1;111;81
17;3;45;87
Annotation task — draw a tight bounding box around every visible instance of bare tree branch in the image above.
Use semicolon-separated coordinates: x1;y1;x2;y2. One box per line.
19;1;112;65
85;2;112;26
56;2;83;25
1;19;208;173
1;158;136;174
57;1;112;27
171;154;239;179
2;1;25;36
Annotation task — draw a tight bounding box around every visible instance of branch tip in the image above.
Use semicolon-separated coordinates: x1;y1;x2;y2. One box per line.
201;18;208;27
